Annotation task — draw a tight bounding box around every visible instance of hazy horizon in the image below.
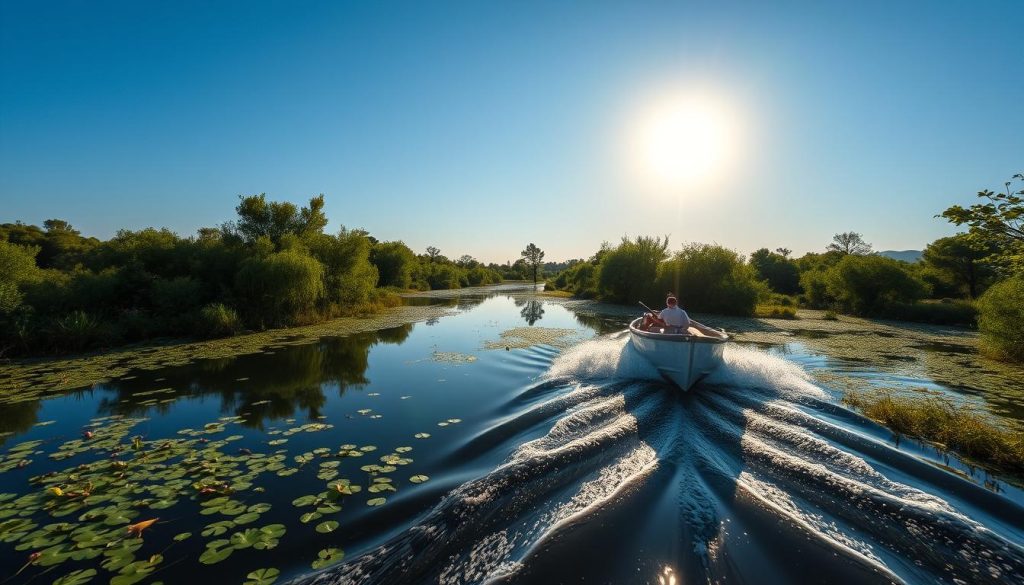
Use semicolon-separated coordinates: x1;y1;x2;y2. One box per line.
2;1;1022;264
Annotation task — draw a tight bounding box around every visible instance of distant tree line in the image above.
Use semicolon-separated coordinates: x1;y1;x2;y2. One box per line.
0;194;513;355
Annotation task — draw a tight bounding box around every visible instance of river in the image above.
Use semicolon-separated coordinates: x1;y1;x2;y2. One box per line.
1;285;1022;584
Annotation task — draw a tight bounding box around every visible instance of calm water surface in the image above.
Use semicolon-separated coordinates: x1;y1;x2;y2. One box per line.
1;290;1023;584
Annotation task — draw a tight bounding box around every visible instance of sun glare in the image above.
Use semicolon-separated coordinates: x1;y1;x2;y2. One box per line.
629;90;740;191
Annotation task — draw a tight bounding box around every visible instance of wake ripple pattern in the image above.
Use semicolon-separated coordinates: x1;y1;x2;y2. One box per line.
295;338;1024;585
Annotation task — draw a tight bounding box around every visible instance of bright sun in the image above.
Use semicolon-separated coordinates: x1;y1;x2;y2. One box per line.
629;90;739;191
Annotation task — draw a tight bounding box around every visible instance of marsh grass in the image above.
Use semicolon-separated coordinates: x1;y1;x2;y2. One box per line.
754;304;798;319
844;391;1024;471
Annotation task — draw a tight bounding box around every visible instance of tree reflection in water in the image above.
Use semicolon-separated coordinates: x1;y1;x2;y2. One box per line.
517;299;545;325
95;324;414;428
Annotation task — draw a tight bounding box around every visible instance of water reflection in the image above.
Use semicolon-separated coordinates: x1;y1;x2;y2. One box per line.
517;299;545;325
95;324;413;428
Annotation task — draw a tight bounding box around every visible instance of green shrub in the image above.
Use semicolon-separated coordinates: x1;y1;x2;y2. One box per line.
0;240;42;314
799;269;832;308
822;310;838;320
310;230;378;307
152;276;203;315
597;236;668;304
976;275;1024;362
52;310;103;351
656;244;764;315
749;248;800;294
755;304;797;319
879;300;977;326
370;241;413;288
195;303;243;338
424;263;461;290
825;255;928;315
235;250;325;327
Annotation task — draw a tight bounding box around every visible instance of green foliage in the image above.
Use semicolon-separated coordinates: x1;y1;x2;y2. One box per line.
597;236;669;304
799;269;832;308
878;300;977;326
309;230;378;307
520;243;545;284
233;194;328;245
196;303;243;338
941;174;1024;271
656;244;764;315
236;250;325;327
824;255;928;315
975;275;1024;362
0;240;42;314
921;233;997;298
749;248;800;294
371;241;416;288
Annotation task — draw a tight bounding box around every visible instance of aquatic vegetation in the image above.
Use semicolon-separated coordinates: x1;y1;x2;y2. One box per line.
844;391;1024;471
0;407;432;584
431;351;478;364
484;327;583;350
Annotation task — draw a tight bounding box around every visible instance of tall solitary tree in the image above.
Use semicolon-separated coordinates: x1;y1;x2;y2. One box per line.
425;246;441;262
827;232;873;255
520;243;545;285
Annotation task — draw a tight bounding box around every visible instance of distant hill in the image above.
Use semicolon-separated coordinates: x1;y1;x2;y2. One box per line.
878;250;922;263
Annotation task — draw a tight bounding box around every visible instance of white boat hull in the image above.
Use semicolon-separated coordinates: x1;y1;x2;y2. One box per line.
628;318;728;391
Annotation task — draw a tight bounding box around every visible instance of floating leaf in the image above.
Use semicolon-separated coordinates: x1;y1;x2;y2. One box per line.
414;433;430;439
52;568;97;585
230;528;263;549
300;512;322;524
410;475;430;484
244;568;280;585
315;520;339;534
367;497;386;506
311;547;345;569
172;532;192;541
199;545;233;565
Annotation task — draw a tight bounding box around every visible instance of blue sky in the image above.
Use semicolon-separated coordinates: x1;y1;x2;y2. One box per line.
1;1;1021;263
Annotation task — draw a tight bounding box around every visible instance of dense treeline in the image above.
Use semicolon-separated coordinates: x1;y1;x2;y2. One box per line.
546;174;1024;362
0;194;510;355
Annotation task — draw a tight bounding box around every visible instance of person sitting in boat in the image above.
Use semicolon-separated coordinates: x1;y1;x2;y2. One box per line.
642;295;690;333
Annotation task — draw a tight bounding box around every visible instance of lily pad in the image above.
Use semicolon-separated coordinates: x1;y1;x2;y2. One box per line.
244;568;280;585
410;475;430;483
311;547;345;569
315;520;339;534
367;497;386;506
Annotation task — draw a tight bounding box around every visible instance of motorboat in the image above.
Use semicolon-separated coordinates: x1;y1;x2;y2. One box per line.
628;317;729;391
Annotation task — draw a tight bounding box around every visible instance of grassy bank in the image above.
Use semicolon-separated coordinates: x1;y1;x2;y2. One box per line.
843;392;1024;472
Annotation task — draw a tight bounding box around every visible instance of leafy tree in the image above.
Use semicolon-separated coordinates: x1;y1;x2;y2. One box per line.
940;173;1024;271
774;247;792;258
921;233;996;298
456;254;478;268
824;255;928;314
976;274;1024;362
309;229;378;306
425;246;441;262
233;194;328;245
371;241;416;288
598;236;668;304
657;244;763;315
520;243;545;285
749;248;801;294
827;232;873;255
235;249;325;327
0;241;42;314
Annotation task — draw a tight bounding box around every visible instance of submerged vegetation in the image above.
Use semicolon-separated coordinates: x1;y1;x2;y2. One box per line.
844;392;1024;472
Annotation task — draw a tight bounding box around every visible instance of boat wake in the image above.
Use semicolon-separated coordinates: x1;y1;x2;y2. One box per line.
295;336;1024;585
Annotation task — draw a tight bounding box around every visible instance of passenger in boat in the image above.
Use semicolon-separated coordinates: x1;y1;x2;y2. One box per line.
642;295;691;333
